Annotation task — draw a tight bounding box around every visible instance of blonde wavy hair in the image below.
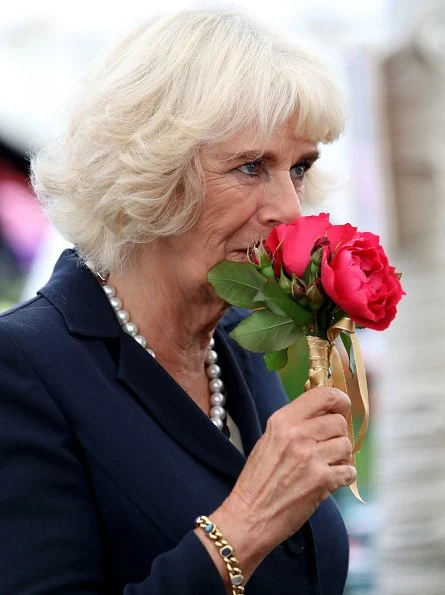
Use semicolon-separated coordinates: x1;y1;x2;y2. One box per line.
30;9;346;274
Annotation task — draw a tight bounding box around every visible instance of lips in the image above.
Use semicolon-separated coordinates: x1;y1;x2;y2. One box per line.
230;249;249;262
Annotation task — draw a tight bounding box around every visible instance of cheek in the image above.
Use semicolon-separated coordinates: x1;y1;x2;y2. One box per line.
201;178;261;235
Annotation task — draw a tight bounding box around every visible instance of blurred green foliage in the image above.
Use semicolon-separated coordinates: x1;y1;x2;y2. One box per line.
0;276;23;313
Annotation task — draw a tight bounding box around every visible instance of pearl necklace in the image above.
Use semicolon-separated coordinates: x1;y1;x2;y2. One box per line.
100;282;228;432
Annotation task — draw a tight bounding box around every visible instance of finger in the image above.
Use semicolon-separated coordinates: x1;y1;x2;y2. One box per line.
305;414;349;442
317;436;353;465
329;464;357;491
292;387;351;421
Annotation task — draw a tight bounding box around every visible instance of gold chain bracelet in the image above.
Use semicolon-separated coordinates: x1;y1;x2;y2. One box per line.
195;515;245;594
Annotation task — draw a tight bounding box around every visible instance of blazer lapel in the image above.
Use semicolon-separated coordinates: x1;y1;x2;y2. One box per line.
39;250;264;484
116;330;248;483
214;328;263;458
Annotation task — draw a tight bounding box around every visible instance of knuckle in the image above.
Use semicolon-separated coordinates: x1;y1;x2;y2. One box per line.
346;465;357;485
326;387;350;409
320;387;338;409
266;410;282;433
342;436;353;458
334;414;348;435
286;425;302;445
336;465;356;487
323;387;346;410
266;411;298;444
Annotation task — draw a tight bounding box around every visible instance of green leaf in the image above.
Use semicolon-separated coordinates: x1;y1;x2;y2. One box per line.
229;310;303;352
264;349;288;372
340;331;356;376
208;261;266;308
255;281;313;326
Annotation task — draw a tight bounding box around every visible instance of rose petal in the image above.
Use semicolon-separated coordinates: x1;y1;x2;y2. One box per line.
277;214;332;277
321;232;405;330
326;223;357;251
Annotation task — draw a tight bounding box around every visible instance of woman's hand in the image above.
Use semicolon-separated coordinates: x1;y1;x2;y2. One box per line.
203;386;355;585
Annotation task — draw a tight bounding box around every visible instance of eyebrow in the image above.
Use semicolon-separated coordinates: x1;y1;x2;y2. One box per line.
218;149;321;163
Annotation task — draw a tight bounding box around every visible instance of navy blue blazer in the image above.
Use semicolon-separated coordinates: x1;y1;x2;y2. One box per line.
0;250;349;594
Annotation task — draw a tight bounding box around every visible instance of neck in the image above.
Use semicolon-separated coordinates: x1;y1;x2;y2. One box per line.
107;250;226;406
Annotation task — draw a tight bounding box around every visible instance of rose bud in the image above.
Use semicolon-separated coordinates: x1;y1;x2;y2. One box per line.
291;277;307;299
258;242;273;267
306;282;324;311
310;246;325;269
315;277;324;293
260;264;275;278
279;269;292;293
247;245;260;266
311;236;330;256
248;241;272;270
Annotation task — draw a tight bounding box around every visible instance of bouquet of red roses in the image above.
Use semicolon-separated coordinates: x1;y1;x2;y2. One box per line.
208;213;405;500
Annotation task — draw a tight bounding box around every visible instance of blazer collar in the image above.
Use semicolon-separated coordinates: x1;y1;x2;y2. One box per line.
38;249;262;482
38;249;120;339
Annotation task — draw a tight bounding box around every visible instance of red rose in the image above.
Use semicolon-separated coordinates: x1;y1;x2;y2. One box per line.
321;231;405;331
265;213;332;277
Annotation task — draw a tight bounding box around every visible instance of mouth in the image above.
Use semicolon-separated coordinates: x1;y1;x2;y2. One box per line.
229;249;249;262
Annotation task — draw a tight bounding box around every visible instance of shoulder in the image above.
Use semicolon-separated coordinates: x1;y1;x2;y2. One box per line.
0;295;41;321
0;296;55;379
0;295;73;397
0;294;62;347
0;297;72;437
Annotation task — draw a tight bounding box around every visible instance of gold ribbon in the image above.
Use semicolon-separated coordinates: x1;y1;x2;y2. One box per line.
304;317;369;503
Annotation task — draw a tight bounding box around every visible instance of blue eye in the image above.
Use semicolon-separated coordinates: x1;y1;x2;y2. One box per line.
237;160;263;175
290;162;309;179
236;159;312;178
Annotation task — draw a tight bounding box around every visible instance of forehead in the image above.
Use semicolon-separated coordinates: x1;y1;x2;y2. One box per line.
201;120;318;163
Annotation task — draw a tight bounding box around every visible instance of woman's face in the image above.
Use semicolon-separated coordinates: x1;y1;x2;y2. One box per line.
159;119;319;299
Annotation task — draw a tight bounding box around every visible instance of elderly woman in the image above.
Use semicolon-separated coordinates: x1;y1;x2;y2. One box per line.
0;10;356;595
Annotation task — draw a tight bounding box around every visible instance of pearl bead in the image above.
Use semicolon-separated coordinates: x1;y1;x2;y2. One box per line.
134;335;147;348
123;322;138;337
206;364;221;379
103;284;116;298
209;378;224;393
116;309;130;324
210;392;225;406
210;417;224;430
109;297;122;311
210;405;226;420
205;349;218;365
102;281;228;432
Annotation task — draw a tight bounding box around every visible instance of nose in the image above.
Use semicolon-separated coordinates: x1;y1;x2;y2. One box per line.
257;175;302;226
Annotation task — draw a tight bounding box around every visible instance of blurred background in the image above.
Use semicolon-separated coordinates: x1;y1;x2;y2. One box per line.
1;0;443;593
